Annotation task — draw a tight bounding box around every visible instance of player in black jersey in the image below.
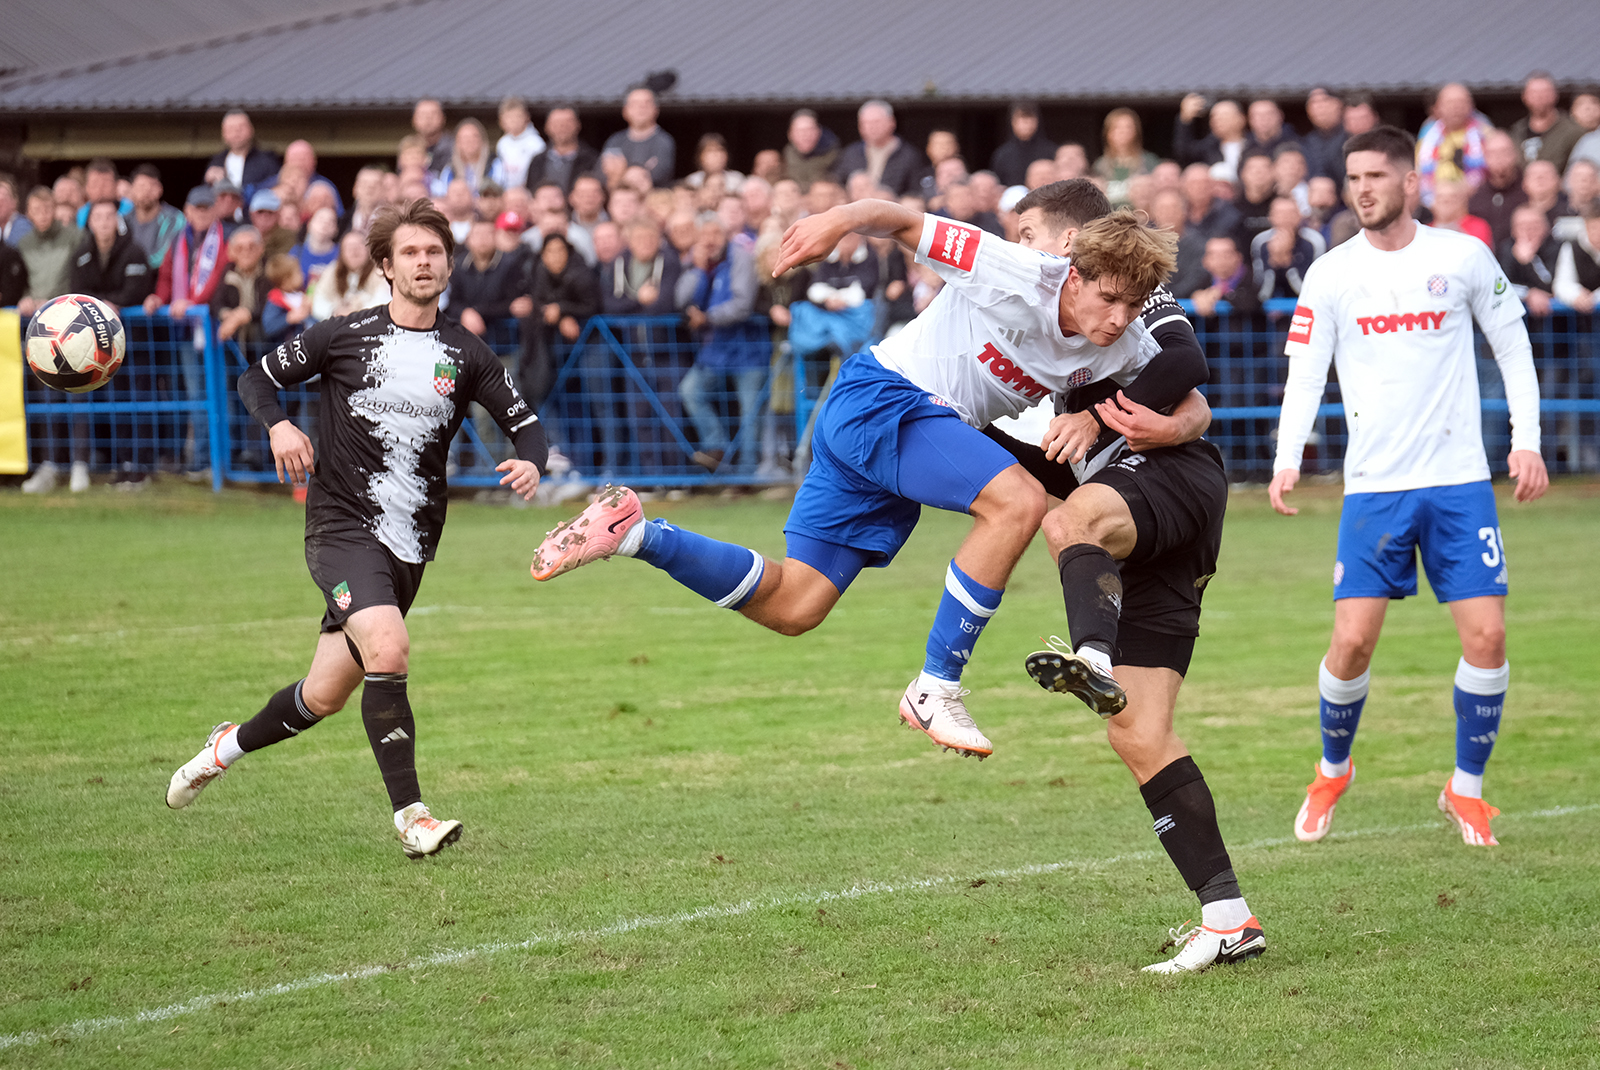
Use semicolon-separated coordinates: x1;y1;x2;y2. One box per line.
985;181;1265;973
165;199;549;858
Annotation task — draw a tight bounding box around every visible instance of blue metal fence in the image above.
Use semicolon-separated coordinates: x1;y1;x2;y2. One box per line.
13;301;1599;489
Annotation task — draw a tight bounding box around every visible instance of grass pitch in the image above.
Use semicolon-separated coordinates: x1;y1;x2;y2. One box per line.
2;479;1598;1068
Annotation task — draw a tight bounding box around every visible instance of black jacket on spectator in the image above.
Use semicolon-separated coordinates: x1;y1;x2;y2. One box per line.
1191;200;1243;242
1496;237;1561;299
0;242;27;307
990;134;1058;187
602;252;680;315
879;245;914;326
451;250;528;321
1211;264;1263;317
1244;128;1297;158
1173;117;1234;168
1469;177;1527;249
1233;193;1275;251
207;147;280;201
807;243;880;302
521;255;601;407
525;142;602;195
1169;229;1211;298
69;230;153;307
1300;127;1347;182
831;139;926;196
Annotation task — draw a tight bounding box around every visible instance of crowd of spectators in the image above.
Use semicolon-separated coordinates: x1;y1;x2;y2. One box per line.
4;74;1600;486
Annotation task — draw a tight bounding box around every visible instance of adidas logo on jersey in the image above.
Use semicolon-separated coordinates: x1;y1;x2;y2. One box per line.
1356;311;1448;335
997;326;1026;346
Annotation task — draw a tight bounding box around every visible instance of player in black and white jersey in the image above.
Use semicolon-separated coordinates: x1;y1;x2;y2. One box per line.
983;181;1265;974
165;199;548;858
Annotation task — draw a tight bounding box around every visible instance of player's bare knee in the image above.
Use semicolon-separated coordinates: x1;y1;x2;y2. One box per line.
1461;624;1506;666
975;467;1045;533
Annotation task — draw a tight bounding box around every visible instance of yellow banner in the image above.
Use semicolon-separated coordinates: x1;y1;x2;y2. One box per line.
0;309;26;474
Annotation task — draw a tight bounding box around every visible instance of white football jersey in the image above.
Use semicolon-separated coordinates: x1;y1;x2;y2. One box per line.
871;215;1160;429
1275;225;1529;494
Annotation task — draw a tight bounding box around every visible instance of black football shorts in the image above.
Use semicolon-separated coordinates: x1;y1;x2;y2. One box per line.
304;529;427;633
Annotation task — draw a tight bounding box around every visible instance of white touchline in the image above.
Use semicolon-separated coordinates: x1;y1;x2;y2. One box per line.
2;802;1594;1051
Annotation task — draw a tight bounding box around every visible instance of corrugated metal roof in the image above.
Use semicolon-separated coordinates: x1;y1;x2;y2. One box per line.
2;0;1597;112
0;0;373;77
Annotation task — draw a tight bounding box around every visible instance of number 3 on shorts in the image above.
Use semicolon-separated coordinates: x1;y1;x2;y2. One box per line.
1478;526;1504;568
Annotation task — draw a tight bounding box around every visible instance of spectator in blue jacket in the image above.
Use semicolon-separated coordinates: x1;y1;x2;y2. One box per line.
675;217;766;471
786;230;879;389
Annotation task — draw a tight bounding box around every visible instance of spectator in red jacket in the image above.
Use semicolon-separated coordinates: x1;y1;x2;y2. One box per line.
144;185;229;317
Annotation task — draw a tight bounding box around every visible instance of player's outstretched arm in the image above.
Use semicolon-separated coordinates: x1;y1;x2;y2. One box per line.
1268;467;1300;515
1095;389;1211;452
773;201;924;276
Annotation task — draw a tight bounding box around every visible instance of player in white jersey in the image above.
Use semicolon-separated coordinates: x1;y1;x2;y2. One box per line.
530;204;1175;759
1271;127;1549;848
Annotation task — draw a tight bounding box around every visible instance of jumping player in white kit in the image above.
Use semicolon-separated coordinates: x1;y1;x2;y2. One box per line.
530;203;1176;760
1271;126;1549;847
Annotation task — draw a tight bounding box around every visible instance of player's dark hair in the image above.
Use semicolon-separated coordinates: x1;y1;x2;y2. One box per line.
1343;125;1415;170
130;163;161;182
367;198;455;277
86;157;117;177
1010;100;1039;120
1013;179;1111;235
1070;209;1178;304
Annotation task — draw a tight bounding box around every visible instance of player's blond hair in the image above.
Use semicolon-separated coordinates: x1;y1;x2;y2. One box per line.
1070;209;1178;304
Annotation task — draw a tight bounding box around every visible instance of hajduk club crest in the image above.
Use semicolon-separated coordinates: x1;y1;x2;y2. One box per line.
433;362;458;396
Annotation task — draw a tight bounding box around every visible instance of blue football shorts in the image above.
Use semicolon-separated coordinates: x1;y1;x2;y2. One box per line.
783;354;1019;593
1333;481;1508;603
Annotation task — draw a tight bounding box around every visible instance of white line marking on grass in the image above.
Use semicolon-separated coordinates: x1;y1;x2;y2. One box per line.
3;802;1594;1051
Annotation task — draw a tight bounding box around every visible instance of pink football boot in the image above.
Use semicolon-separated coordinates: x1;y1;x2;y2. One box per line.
531;485;644;580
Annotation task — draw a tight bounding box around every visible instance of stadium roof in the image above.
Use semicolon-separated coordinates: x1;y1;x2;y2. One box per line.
2;0;1598;113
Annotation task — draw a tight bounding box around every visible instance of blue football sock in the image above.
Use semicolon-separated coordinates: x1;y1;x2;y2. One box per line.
922;561;1003;682
1453;657;1508;777
1318;658;1369;768
632;519;765;609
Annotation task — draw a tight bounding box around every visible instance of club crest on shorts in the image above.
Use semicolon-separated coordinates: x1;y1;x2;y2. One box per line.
332;580;352;611
1067;367;1093;387
432;362;457;396
1427;274;1449;297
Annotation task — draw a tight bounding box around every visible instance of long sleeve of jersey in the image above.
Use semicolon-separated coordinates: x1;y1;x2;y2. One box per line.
462;345;548;474
1118;288;1209;414
1274;302;1334;474
238;318;338;429
1481;313;1541;456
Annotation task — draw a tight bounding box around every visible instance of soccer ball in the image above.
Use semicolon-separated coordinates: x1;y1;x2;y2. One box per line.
25;293;126;393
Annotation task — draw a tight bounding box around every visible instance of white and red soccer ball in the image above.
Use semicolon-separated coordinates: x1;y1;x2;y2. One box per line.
24;293;126;393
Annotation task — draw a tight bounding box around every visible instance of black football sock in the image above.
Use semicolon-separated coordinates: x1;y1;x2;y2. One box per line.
1057;543;1122;655
360;672;422;812
1139;756;1234;896
235;680;323;752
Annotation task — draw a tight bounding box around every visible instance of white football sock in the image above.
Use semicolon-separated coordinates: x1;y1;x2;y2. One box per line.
1076;644;1114;678
615;518;646;557
1451;768;1484;799
1319;757;1351;778
1201;896;1252;931
214;725;246;767
916;670;962;693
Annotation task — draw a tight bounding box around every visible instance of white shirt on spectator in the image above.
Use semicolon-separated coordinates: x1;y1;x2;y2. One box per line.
496;128;547;191
225;153;246;188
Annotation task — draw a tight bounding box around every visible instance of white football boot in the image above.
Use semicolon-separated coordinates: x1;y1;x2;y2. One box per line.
898;679;993;758
397;803;463;858
20;462;59;494
166;721;239;809
69;461;90;493
1142;916;1266;974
